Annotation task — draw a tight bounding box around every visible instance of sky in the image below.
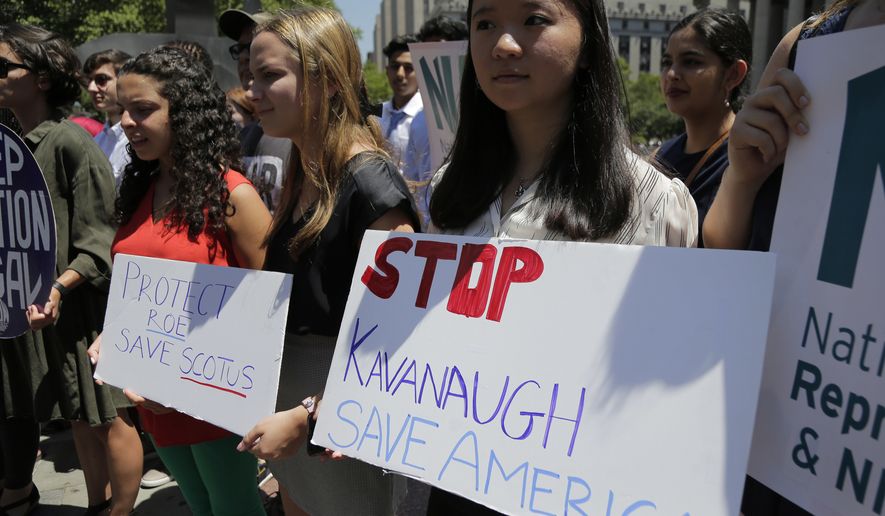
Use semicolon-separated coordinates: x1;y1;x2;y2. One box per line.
337;0;378;61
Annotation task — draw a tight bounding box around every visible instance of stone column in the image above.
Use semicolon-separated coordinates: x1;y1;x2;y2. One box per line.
786;0;806;29
750;0;772;87
650;36;662;75
629;35;641;81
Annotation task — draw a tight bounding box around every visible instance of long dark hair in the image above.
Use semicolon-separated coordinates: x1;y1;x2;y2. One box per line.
429;0;633;240
0;23;81;109
669;8;752;112
115;47;241;241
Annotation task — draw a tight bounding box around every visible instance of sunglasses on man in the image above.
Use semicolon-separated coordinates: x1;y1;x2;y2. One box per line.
0;57;32;79
85;73;113;88
229;42;250;60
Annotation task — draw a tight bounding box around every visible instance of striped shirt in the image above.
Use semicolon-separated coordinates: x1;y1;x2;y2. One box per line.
430;149;698;247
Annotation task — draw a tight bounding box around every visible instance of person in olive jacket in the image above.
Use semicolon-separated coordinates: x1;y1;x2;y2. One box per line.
0;23;142;516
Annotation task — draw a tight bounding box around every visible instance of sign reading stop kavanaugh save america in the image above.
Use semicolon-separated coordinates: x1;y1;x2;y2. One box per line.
0;123;56;338
316;231;776;515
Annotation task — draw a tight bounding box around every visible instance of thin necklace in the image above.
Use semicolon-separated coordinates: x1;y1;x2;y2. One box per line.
515;177;528;198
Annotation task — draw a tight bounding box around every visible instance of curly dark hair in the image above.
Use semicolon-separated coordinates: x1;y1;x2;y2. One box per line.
115;46;241;241
0;23;81;108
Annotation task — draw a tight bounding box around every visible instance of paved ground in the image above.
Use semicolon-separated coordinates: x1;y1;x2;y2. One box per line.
34;427;190;515
32;426;430;515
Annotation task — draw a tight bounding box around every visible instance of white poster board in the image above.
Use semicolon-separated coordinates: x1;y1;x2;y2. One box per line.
95;254;292;436
747;24;885;516
315;231;776;515
410;41;467;173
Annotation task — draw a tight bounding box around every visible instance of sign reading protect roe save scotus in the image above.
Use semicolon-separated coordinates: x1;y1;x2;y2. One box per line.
0;123;56;338
748;24;885;516
315;231;776;515
94;255;292;436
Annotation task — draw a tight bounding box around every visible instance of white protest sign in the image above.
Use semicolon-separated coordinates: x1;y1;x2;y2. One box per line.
95;254;292;436
410;41;467;173
315;231;776;515
747;24;885;516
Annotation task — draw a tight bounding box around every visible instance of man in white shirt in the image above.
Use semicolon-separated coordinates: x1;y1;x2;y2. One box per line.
402;16;468;228
83;49;131;190
381;35;422;171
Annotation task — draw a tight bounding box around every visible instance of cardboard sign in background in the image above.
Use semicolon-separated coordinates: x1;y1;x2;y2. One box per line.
409;41;467;174
0;123;56;338
95;254;291;436
315;231;776;515
748;24;885;516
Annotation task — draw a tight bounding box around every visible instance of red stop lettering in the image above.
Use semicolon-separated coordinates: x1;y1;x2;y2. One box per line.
486;246;544;322
414;240;457;308
447;244;497;318
360;237;413;299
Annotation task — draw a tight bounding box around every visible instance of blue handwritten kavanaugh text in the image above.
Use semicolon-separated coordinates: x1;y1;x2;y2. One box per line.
341;319;585;458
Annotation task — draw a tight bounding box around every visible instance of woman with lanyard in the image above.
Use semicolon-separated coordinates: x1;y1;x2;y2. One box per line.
657;8;751;246
704;0;883;510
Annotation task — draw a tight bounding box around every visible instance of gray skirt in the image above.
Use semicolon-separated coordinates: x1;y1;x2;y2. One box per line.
269;333;406;515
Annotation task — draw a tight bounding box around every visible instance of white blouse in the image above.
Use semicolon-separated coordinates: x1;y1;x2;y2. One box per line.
429;149;698;247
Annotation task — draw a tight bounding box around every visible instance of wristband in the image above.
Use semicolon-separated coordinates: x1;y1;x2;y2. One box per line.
302;396;324;456
52;281;69;299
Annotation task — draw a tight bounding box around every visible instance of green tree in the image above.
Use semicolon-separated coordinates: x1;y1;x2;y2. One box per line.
363;60;391;106
618;58;683;146
1;0;166;46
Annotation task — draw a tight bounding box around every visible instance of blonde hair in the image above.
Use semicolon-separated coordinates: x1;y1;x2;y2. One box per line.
257;7;386;257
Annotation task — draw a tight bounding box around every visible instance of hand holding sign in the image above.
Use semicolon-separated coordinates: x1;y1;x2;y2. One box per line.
88;332;173;414
729;67;811;177
238;406;310;460
122;389;174;415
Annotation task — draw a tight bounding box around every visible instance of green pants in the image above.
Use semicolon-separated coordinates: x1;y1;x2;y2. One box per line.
152;435;264;516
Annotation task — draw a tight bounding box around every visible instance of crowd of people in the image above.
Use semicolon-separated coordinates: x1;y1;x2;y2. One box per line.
0;0;880;514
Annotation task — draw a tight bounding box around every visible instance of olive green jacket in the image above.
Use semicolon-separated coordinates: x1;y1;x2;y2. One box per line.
24;117;116;290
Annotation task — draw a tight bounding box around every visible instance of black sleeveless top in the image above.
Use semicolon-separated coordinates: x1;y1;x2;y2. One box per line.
263;152;417;336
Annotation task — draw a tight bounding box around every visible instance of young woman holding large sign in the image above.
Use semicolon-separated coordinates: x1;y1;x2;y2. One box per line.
0;23;142;516
423;0;699;511
89;47;271;516
703;1;884;513
236;7;418;515
657;8;751;245
428;0;697;246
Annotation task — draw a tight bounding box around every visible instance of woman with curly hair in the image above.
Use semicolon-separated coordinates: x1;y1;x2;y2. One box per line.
90;46;271;516
237;7;417;515
0;23;142;516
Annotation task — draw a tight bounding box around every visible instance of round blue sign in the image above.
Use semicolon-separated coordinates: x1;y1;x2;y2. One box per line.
0;123;57;338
